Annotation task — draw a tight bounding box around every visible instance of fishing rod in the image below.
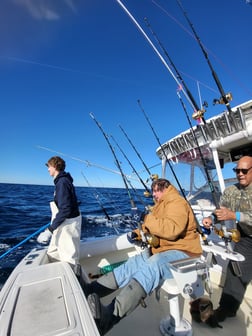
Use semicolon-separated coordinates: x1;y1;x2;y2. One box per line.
118;124;158;182
81;171;129;236
137;99;186;199
89;114;152;248
115;0;197;113
89;113;136;210
111;135;152;197
144;17;207;123
175;92;243;273
137;99;210;245
176;91;220;209
138;14;222;208
140;14;222;208
123;173;150;209
176;0;233;113
81;171;111;220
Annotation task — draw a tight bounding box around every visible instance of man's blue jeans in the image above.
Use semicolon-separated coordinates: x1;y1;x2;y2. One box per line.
113;249;188;294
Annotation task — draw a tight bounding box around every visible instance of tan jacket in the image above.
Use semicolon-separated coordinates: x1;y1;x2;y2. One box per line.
143;185;202;256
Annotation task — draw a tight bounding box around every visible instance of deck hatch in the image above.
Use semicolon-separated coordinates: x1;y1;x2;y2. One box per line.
10;278;69;335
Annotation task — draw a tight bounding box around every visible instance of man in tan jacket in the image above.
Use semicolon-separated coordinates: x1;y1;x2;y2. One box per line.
87;178;202;335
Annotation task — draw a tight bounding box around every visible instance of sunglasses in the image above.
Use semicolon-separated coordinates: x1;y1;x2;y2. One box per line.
233;166;252;175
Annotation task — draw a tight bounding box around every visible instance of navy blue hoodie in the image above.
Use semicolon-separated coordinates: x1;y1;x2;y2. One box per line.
49;171;80;231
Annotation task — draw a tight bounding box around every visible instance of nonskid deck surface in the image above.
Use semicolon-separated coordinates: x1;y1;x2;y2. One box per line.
104;283;252;336
80;237;252;336
0;256;99;336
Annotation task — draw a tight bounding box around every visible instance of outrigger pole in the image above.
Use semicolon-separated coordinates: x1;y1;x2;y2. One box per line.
176;0;233;112
89;113;136;210
115;0;196;112
111;135;152;197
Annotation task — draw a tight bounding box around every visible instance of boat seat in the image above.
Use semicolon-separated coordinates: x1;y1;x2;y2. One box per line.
160;256;209;336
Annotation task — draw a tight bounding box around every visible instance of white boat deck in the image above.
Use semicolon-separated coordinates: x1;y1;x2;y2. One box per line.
1;235;251;336
104;259;252;336
80;236;252;336
106;283;252;336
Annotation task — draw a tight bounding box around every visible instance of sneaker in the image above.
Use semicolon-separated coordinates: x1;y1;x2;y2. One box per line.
87;293;102;319
87;293;120;335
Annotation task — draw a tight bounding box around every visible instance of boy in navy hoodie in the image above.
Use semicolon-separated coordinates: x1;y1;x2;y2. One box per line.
37;156;82;274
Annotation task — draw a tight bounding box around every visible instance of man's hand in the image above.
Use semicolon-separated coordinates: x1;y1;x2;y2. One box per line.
202;216;212;229
37;229;52;244
127;229;141;244
215;207;236;221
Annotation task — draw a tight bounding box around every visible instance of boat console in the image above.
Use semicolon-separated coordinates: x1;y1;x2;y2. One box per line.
159;245;244;336
160;256;209;336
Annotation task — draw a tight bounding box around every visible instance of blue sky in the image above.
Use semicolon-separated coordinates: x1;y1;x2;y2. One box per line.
0;0;251;188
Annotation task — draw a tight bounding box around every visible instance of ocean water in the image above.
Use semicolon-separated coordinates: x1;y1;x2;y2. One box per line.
0;183;152;286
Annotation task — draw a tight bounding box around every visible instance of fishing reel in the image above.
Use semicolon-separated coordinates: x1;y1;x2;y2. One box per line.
214;226;240;243
213;92;233;105
143;190;152;198
143;174;159;198
127;230;160;249
146;204;154;213
151;174;159;181
146;173;159;183
192;108;206;121
145;233;160;248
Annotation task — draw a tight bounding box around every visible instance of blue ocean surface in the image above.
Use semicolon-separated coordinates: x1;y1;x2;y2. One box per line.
0;183;152;287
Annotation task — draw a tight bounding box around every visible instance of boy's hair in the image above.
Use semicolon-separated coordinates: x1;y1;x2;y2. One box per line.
46;156;66;172
151;178;170;191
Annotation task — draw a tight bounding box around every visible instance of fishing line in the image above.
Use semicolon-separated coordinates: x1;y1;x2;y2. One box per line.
37;145;124;177
81;171;111;220
37;145;139;213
